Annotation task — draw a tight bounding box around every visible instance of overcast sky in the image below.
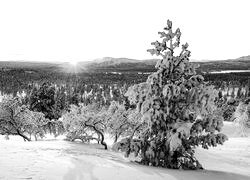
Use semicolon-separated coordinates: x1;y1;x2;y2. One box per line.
0;0;249;63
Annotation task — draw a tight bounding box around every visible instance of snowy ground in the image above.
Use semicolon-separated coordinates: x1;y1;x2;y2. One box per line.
0;123;250;180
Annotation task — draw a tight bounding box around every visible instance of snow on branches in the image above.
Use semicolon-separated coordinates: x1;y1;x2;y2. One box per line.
233;101;250;136
0;96;47;141
119;20;228;170
62;103;108;149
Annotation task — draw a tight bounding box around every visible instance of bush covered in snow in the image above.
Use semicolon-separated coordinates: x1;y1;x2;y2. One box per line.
233;100;250;136
62;103;108;149
106;101;142;143
0;96;48;141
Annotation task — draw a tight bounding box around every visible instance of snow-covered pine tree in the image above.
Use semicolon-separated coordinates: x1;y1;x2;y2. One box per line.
119;20;228;169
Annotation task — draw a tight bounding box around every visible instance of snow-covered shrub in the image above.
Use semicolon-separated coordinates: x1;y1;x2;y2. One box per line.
21;107;48;140
0;96;47;141
221;98;239;121
107;101;142;143
45;119;65;138
116;20;228;170
62;103;108;149
233;101;250;137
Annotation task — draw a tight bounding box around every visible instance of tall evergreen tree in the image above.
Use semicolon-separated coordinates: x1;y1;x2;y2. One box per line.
119;20;227;169
29;82;64;134
29;82;57;120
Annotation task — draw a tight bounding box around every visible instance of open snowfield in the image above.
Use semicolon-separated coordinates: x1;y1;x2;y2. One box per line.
0;123;250;180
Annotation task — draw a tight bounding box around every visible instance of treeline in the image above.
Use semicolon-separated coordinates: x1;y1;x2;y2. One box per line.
1;67;250;96
204;72;250;87
0;69;147;96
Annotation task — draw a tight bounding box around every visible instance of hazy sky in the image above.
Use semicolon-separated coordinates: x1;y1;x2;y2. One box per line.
0;0;249;63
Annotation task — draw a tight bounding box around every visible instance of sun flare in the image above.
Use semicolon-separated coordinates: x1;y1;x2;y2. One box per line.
69;61;78;66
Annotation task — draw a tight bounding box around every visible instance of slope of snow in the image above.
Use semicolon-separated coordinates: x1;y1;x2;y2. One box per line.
194;122;250;177
0;122;249;180
222;121;250;137
195;138;250;177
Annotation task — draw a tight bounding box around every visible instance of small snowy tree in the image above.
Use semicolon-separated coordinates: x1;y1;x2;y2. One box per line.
221;98;239;122
119;20;227;169
62;103;108;149
20;107;48;140
0;96;47;141
233;101;250;137
107;101;142;143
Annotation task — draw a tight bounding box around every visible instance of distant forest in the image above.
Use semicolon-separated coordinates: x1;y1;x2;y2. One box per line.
1;66;250;102
1;58;250;110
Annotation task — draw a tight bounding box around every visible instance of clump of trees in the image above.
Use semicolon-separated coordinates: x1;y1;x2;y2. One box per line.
0;96;47;141
0;81;142;144
61;101;143;150
114;20;228;169
0;82;67;141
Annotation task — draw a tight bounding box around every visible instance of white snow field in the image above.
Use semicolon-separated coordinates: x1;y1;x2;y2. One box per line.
0;123;250;180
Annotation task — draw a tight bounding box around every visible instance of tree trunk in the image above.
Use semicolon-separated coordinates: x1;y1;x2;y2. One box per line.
85;123;107;150
114;132;122;144
4;134;9;140
7;119;31;141
97;130;107;150
17;130;31;141
114;134;118;144
97;133;100;144
125;124;142;157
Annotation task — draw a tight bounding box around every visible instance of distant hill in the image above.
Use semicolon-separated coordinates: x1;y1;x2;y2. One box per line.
0;61;59;69
237;55;250;61
0;55;250;74
83;56;250;73
197;55;250;72
82;57;157;73
93;57;140;64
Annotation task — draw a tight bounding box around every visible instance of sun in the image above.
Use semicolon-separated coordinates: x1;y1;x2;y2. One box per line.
69;61;78;66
